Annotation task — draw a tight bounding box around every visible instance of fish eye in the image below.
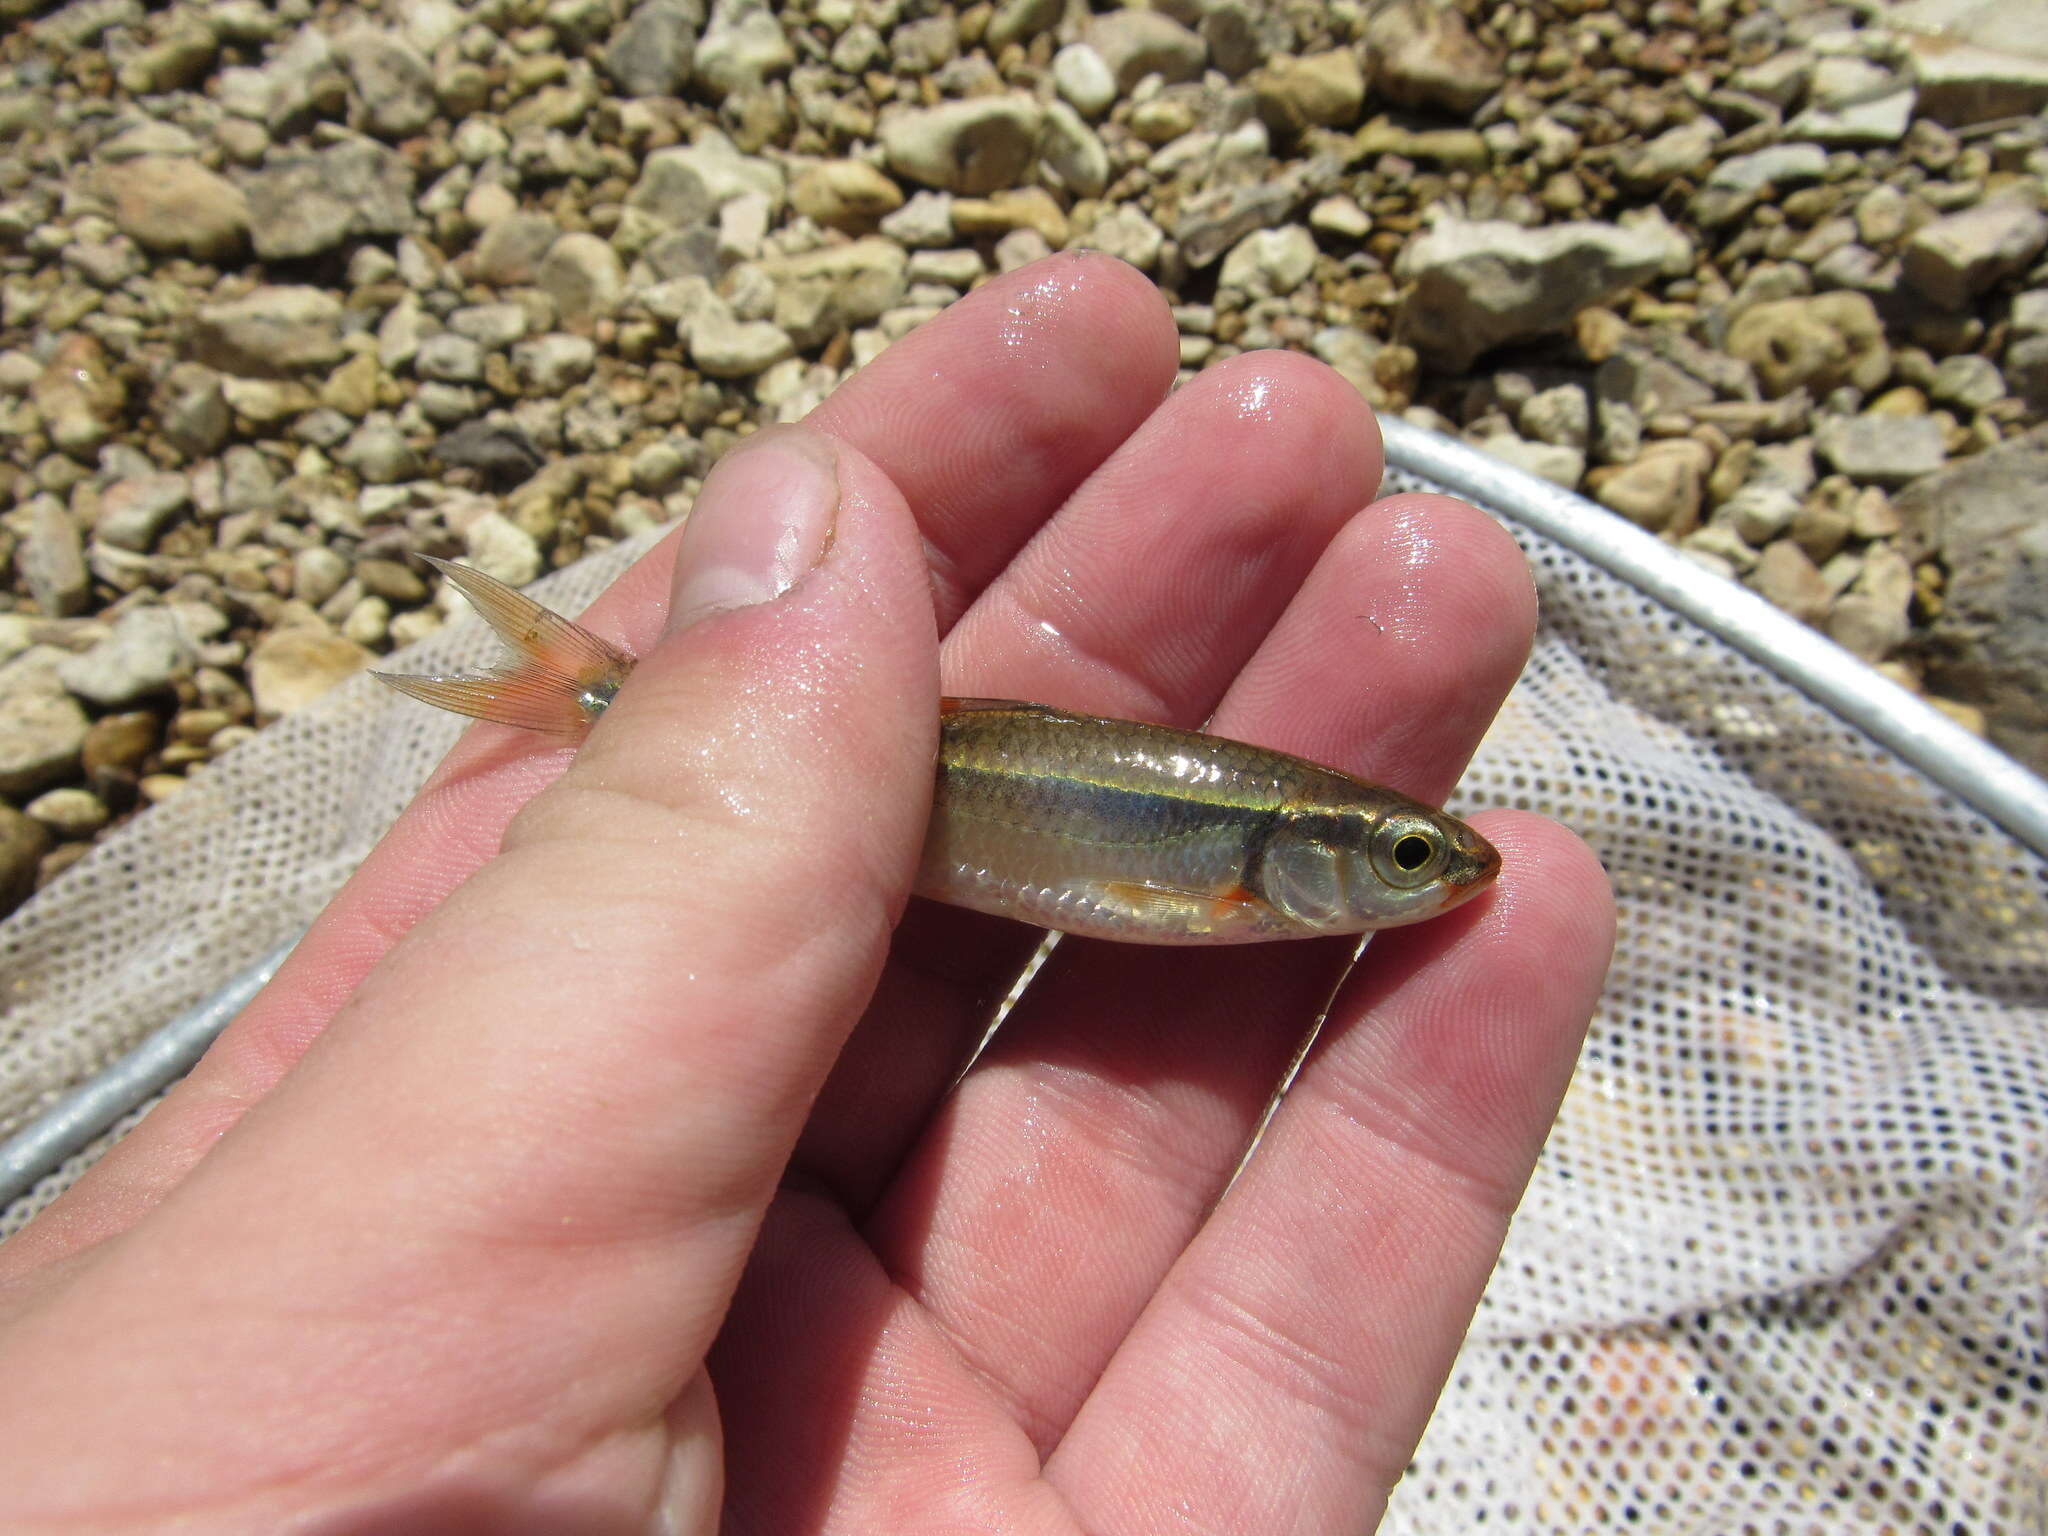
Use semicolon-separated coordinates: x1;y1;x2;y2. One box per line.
1371;817;1448;888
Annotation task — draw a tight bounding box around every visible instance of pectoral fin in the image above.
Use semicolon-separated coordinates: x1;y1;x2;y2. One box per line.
1077;878;1280;937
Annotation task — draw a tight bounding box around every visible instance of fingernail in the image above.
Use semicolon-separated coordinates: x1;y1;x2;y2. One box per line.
667;426;839;634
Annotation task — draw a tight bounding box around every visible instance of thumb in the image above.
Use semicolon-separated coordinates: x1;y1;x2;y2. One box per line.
0;426;939;1513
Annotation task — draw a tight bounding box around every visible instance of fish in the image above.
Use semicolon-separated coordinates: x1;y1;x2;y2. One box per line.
376;558;1501;945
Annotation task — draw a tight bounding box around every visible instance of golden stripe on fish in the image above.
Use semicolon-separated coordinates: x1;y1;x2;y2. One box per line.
377;562;1501;945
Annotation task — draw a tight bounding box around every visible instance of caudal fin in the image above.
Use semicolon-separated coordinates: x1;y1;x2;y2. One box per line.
373;556;634;735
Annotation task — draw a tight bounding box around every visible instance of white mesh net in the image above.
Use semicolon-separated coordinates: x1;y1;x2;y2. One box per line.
2;473;2043;1529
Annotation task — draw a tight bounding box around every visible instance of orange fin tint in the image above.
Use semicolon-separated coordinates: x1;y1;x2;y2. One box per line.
373;557;634;735
1096;879;1270;927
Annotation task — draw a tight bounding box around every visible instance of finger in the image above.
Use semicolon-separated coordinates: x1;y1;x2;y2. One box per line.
864;497;1539;1446
0;254;1174;1280
791;352;1389;1211
1049;815;1614;1534
810;251;1180;625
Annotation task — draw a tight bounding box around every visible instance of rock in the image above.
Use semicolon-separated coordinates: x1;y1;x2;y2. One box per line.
1690;143;1828;228
1614;117;1722;191
1084;10;1204;92
992;228;1054;273
1252;49;1366;134
1928;354;2005;411
880;191;954;248
1052;42;1117;118
1751;539;1831;623
1906;36;2048;128
1219;225;1317;299
188;287;345;377
335;414;422;483
336;27;435;138
537;232;627;321
953;187;1068;246
17;497;90;617
58;607;197;707
242;140;417;260
293;546;350;606
356;558;428;604
1788;57;1915;145
0;685;89;797
1719;482;1802;546
1175;175;1304;268
603;0;698;97
98;156;249;260
628;135;784;226
462;514;543;587
1397;217;1668;371
116;24;217;94
81;711;159;780
416;333;486;383
154;362;232;457
1827;547;1913;661
473;213;562;286
0;805;50;918
1472;430;1585;488
95;473;191;552
513;333;598;391
33;334;126;459
1040;102;1109;199
1595;348;1716;417
25;785;107;838
449;303;530;350
1519;385;1590;449
1077;204;1165;271
1896;433;2048;774
1365;0;1503;115
1725;292;1890;398
882;96;1043;195
790;159;904;229
687;304;796;377
2007;335;2048;413
753;237;907;346
434;420;544;486
694;0;793;94
1816;414;1947;486
1902;195;2048;311
248;628;373;720
1595;440;1711;534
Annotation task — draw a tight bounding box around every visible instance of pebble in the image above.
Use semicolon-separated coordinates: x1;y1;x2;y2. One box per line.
99;157;249;261
688;304;796;377
1751;539;1833;623
1595;439;1711;534
1725;293;1891;397
18;497;90;617
1691;144;1829;227
1902;195;2048;311
33;335;125;459
790;160;905;230
882;96;1043;195
1084;10;1206;92
474;214;563;286
1366;0;1503;114
57;607;197;708
694;0;793;94
336;27;436;139
462;513;543;587
247;628;374;721
0;687;90;798
1052;42;1117;118
242;141;415;261
0;805;50;918
1816;414;1949;485
537;233;627;321
25;785;108;838
335;415;423;484
189;287;345;378
94;473;192;553
1252;49;1367;134
1219;226;1318;300
514;334;599;392
602;0;697;98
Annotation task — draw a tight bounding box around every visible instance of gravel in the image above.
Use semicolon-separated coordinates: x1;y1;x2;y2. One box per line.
0;0;2045;917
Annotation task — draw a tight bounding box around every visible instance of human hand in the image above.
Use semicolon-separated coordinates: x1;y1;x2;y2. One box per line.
0;254;1614;1533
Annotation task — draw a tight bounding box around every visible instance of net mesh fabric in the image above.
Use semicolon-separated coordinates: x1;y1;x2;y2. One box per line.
2;477;2043;1529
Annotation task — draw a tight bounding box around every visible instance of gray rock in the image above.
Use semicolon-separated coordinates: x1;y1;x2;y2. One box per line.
1519;385;1590;449
603;0;699;97
1084;9;1205;91
335;414;422;483
2006;335;2048;413
1816;414;1948;485
1690;143;1828;227
1218;225;1317;298
58;607;197;707
462;513;542;587
474;214;563;286
1906;36;2048;127
17;496;90;617
448;303;531;350
434;420;544;486
242;140;417;260
1789;88;1914;146
882;96;1043;195
753;237;908;347
1750;539;1831;623
1175;175;1304;268
1364;0;1502;114
1903;195;2048;311
880;190;955;248
336;27;436;139
95;473;192;552
513;333;598;391
687;303;795;377
1827;546;1913;662
537;233;627;321
1595;348;1717;416
1472;430;1585;488
1897;432;2048;774
31;0;142;50
694;0;793;94
1614;118;1723;191
154;362;232;457
1397;217;1669;370
415;333;486;383
188;287;346;378
628;135;784;226
1041;102;1110;198
1052;43;1117;118
987;0;1061;51
0;683;89;797
1928;354;2006;411
1077;203;1165;270
99;157;249;260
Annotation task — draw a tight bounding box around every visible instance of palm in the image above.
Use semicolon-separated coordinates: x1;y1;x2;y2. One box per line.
0;257;1608;1533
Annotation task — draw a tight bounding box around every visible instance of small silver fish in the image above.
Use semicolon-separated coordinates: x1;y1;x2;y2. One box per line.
379;559;1500;945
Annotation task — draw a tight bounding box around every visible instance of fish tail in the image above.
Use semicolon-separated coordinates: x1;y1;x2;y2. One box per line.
372;556;634;735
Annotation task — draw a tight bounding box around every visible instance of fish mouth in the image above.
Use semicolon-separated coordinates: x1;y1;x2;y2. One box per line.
1444;831;1504;894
